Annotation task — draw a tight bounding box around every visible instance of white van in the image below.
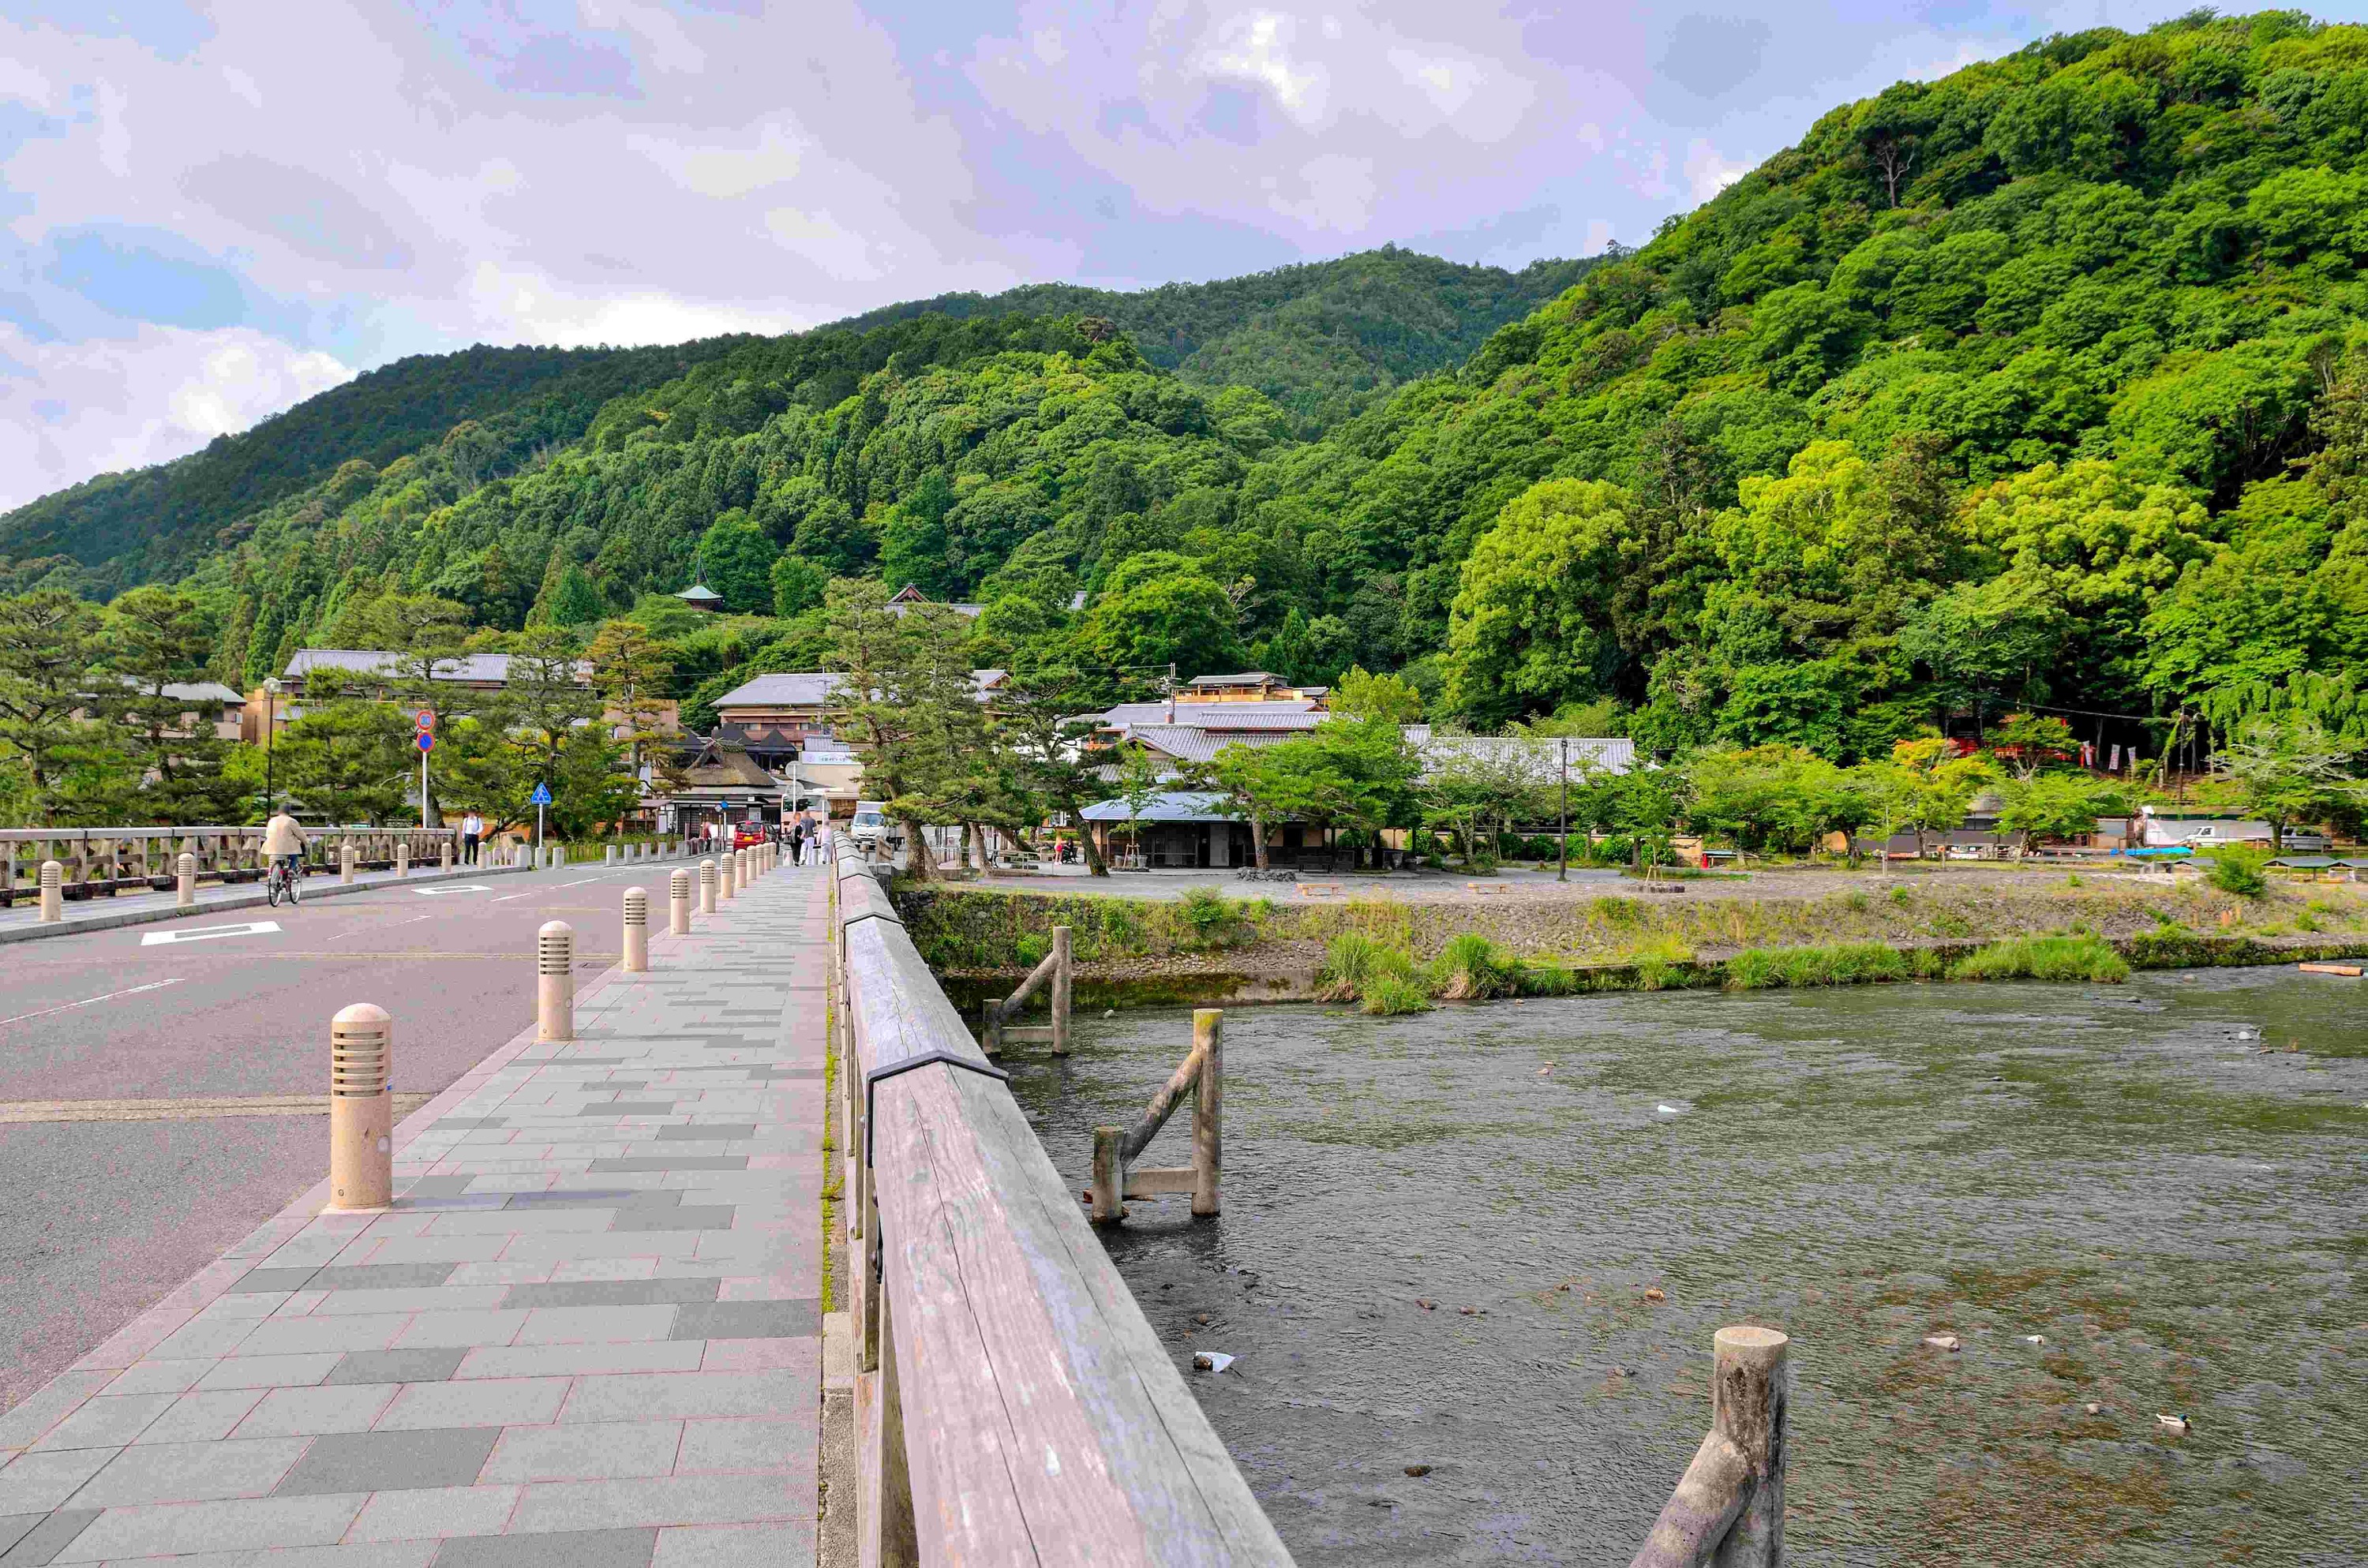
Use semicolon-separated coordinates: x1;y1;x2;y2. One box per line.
849;801;898;852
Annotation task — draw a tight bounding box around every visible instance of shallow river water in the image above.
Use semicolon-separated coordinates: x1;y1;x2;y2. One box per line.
1004;968;2366;1566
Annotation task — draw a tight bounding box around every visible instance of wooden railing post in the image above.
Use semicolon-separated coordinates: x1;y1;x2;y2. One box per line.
1051;923;1073;1055
1090;1127;1125;1222
1628;1326;1789;1568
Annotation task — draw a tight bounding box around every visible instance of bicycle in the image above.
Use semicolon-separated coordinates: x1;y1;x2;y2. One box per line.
265;857;303;907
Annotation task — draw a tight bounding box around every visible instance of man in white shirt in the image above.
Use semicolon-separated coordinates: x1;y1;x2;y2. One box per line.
461;810;485;866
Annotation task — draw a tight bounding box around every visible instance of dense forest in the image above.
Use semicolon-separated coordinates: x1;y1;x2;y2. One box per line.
7;11;2368;779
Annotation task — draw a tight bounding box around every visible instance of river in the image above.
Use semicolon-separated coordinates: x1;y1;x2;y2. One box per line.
1002;967;2367;1566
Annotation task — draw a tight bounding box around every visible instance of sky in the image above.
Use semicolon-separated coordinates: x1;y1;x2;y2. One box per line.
0;0;2329;511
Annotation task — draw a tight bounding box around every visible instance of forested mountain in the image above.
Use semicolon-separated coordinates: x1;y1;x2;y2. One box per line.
10;9;2368;772
0;249;1586;597
0;340;765;593
829;245;1598;433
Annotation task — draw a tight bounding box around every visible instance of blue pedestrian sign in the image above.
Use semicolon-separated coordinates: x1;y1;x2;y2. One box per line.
416;732;435;751
528;781;553;806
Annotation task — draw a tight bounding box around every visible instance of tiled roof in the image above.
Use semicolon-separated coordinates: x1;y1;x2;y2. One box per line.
1098;700;1321;728
285;649;593;685
711;672;844;710
1128;725;1301;762
1080;791;1237;823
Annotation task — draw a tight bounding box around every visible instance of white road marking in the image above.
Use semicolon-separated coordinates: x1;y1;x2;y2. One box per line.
0;979;185;1027
140;920;281;947
416;885;493;896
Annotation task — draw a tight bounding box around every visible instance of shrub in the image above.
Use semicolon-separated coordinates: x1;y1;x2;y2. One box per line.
1175;885;1246;947
1888;885;1913;907
1361;975;1435;1015
1014;933;1049;967
1844;890;1871;912
1317;933;1418;1002
2207;851;2268;898
1430;934;1519;1000
1588;835;1635;866
1722;941;1909;990
1946;934;2130;983
1591;894;1641;924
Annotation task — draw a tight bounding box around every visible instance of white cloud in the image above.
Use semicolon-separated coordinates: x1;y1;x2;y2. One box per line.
0;324;354;511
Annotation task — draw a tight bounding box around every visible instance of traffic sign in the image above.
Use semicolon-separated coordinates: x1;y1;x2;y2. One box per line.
416;733;435;752
415;708;436;732
528;781;553;806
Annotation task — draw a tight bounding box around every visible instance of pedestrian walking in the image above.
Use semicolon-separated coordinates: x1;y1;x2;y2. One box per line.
461;810;483;866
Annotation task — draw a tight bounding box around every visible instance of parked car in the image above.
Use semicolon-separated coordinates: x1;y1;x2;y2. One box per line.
2183;822;2275;848
2280;829;2334;853
732;823;768;849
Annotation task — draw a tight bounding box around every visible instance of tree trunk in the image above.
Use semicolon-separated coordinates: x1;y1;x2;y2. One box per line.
1251;813;1270;871
898;815;932;881
973;823;998;879
1062;794;1111;876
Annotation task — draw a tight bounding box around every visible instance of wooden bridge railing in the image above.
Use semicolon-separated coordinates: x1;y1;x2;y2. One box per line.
828;852;1295;1566
0;826;461;907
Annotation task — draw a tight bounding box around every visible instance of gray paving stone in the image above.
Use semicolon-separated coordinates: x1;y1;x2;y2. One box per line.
452;1343;703;1381
0;1507;99;1567
388;1311;530;1350
434;1120;509;1130
650;1521;815;1568
95;1359;212;1398
507;1474;802;1533
652;1127;754;1142
347;1482;522;1543
608;1208;734;1234
374;1379;571;1431
478;1422;683;1484
674;1419;804;1475
576;1104;676;1116
234;1315;411;1358
513;1308;677;1346
67;1435;309;1506
133;1389;268;1445
669;1303;819;1342
51;1493;365;1561
28;1395;172;1450
273;1428;501;1497
506;1191;680;1211
230;1268;323;1295
0;1451;118;1515
310;1263;463;1292
432;1526;655;1568
499;1281;718;1310
558;1372;802;1424
0;1517;40;1558
327;1349;470;1387
192;1353;343;1390
585;1159;747;1173
405;1176;481;1199
231;1383;398;1439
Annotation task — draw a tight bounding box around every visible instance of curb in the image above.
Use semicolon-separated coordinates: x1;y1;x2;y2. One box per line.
0;861;534;945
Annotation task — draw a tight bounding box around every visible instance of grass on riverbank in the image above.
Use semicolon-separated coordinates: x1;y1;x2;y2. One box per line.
1947;934;2131;983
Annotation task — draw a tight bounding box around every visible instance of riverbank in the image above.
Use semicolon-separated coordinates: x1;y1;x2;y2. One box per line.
898;875;2368;1002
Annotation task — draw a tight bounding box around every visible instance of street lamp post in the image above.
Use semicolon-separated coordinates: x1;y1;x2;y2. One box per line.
262;676;282;819
1557;736;1569;882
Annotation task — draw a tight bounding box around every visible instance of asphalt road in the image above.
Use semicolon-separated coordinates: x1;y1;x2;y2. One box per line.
0;859;676;1414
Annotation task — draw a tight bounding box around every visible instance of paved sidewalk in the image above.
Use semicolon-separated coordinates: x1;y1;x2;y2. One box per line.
0;863;528;945
0;863;830;1568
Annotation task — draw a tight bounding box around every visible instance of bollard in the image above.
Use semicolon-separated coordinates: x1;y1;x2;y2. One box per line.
39;859;63;922
395;840;410;878
340;844;356;885
700;857;718;915
537;921;575;1042
177;851;197;908
605;844;616;866
671;867;692;934
441;839;454;871
328;1003;393;1211
624;887;649;972
721;851;736;900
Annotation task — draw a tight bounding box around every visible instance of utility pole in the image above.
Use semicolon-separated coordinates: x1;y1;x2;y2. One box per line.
261;677;281;818
1557;736;1568;882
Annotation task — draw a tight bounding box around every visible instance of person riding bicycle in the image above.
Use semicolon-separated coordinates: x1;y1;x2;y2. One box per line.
262;807;306;889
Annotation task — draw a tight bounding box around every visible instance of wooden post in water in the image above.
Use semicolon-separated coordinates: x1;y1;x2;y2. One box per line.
1191;1008;1222;1217
1051;924;1073;1055
1628;1325;1789;1568
1089;1126;1124;1222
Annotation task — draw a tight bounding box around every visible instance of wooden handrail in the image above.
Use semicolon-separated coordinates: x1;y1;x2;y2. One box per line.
1629;1327;1789;1568
829;854;1291;1566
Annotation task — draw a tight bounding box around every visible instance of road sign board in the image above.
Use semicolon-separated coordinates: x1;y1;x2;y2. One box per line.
528;782;553;806
416;709;436;731
416;733;435;752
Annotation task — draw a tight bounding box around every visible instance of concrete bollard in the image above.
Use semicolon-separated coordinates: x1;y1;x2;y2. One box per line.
177;851;197;908
328;1003;393;1211
39;859;63;922
340;844;356;885
441;839;454;871
395;841;410;878
605;844;616;866
624;888;649;972
671;867;691;934
699;858;718;915
537;921;575;1042
721;851;736;900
